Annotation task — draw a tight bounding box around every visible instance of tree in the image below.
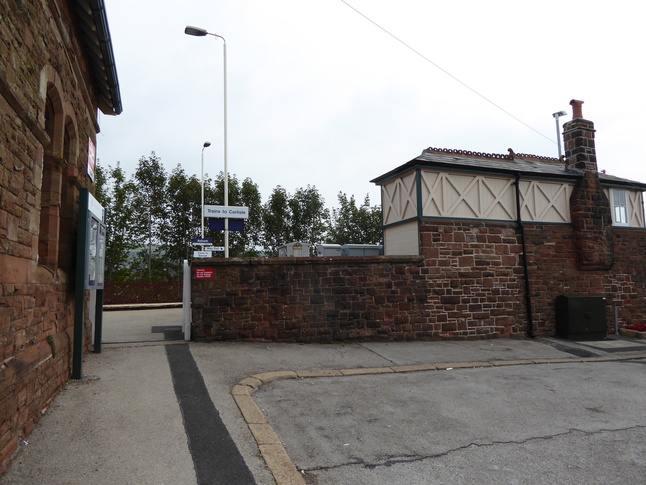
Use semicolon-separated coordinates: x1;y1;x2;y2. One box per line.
261;186;292;256
238;177;263;256
95;162;109;205
327;193;382;245
98;149;383;282
204;172;263;257
96;161;138;281
132;152;167;279
289;185;329;253
161;165;202;277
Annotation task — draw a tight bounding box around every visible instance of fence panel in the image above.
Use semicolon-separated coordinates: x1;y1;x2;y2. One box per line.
104;281;182;305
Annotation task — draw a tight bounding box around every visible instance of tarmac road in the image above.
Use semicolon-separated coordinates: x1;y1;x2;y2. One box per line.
2;308;645;484
255;359;646;484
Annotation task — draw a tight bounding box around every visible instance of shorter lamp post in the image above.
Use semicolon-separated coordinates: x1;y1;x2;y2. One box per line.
200;141;211;248
552;110;567;159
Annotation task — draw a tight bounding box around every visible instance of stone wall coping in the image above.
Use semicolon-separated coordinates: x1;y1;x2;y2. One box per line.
191;255;424;267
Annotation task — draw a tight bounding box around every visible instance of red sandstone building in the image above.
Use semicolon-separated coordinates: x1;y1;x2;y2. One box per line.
371;99;646;338
191;100;646;343
0;0;121;471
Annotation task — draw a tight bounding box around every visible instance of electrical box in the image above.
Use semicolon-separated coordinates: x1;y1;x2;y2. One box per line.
277;242;310;257
555;295;607;340
316;244;343;257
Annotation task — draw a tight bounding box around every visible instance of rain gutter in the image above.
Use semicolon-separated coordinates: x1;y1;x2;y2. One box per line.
94;0;122;114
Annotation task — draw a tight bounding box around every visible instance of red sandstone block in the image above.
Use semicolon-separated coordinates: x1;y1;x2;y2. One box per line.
494;245;510;255
472;312;490;320
458;256;474;267
0;434;20;474
501;255;518;266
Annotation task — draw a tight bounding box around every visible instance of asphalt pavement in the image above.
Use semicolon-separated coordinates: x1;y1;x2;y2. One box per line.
2;308;645;485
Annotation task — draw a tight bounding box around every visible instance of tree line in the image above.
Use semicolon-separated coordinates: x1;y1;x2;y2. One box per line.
96;152;382;281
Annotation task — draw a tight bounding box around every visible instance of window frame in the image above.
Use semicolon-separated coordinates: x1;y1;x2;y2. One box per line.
611;189;629;226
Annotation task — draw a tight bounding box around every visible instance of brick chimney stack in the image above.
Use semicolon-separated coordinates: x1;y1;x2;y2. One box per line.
562;99;598;172
564;99;615;270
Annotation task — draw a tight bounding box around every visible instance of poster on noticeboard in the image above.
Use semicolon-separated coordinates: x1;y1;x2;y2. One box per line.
87;137;96;182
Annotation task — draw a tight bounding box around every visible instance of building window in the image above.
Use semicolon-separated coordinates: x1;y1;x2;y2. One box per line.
612;189;629;226
39;85;64;269
58;118;78;272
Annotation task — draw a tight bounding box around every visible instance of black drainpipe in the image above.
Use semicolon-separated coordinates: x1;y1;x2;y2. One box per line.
514;173;535;338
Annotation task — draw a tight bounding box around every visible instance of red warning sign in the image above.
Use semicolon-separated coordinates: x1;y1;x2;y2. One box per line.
195;268;215;279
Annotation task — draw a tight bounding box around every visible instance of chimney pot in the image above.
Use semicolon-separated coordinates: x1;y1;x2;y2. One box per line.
570;99;584;119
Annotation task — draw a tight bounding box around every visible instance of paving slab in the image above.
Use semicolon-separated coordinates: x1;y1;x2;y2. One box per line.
579;338;646;350
360;339;575;365
102;307;184;343
0;345;196;485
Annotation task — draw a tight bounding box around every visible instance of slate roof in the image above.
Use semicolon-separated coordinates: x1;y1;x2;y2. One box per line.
371;147;646;190
74;0;122;115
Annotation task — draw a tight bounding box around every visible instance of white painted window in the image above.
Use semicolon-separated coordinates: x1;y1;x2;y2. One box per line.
612;189;629;225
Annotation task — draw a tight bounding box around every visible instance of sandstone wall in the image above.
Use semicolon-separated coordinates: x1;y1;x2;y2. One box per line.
1;0;99;471
192;222;646;342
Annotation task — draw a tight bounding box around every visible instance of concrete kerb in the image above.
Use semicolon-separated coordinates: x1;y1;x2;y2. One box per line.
231;353;646;485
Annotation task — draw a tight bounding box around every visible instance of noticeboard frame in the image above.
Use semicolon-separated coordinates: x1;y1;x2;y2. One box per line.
72;189;106;379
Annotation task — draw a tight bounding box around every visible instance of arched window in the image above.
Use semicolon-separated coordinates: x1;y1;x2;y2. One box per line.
38;85;64;269
58;117;78;271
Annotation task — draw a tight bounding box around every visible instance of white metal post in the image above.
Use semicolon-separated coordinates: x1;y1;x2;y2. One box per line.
185;26;229;257
222;38;229;258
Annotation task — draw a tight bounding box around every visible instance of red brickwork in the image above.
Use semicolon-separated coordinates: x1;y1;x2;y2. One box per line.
190;106;646;344
1;0;102;473
192;257;431;342
563;111;598;173
192;221;646;343
419;221;526;338
563;115;615;270
191;227;528;343
523;224;644;335
569;172;615;270
610;229;646;326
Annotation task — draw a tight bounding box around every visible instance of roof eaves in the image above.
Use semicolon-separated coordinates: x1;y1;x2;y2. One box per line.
74;0;122;115
599;174;646;191
371;149;578;185
372;147;646;190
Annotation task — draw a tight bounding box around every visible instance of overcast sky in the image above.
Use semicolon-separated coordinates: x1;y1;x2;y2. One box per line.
96;0;645;207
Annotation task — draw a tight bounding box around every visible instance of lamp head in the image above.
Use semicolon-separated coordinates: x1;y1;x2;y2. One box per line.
552;111;567;118
185;25;208;37
203;141;211;148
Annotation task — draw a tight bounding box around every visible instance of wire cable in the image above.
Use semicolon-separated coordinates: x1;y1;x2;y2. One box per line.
340;0;555;144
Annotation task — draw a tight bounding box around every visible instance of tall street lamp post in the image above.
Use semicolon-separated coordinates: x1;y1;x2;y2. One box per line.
552;110;567;159
200;141;211;246
185;25;230;258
